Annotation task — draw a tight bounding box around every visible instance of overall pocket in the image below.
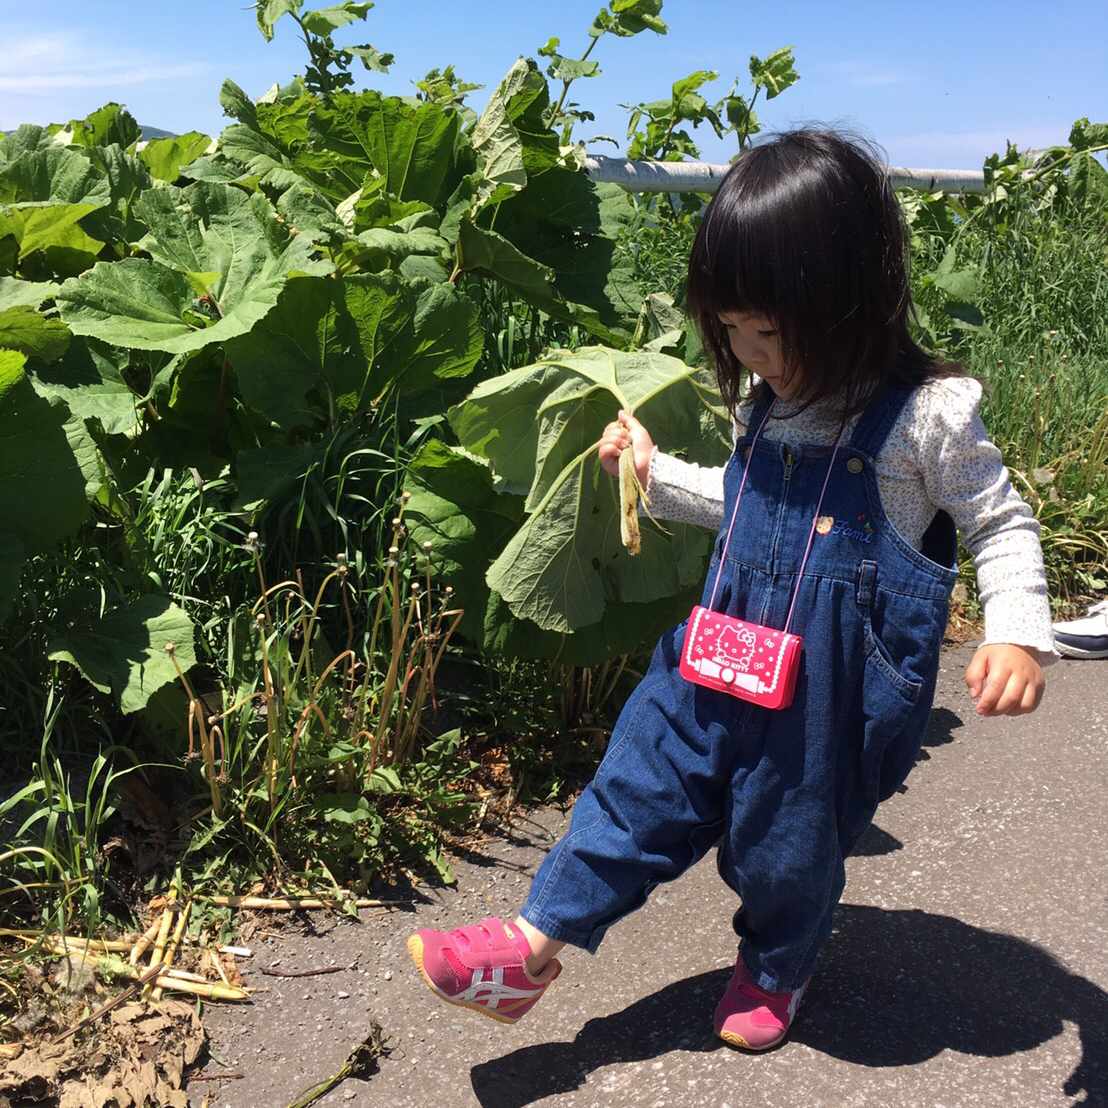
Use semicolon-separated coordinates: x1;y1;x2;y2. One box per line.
855;563;932;798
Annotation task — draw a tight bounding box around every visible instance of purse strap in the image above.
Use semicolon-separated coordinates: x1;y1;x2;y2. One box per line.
706;399;843;635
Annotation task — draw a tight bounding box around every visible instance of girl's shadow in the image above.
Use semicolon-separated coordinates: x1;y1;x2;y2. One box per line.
470;904;1106;1107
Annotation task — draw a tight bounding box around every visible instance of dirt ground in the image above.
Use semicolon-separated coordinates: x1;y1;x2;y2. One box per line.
195;643;1108;1107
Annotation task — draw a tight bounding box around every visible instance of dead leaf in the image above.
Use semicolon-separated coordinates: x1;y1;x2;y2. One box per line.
3;996;206;1107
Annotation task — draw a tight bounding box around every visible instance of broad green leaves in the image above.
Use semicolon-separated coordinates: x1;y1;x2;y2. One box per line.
591;0;668;38
444;348;730;637
256;0;304;41
301;2;374;35
311;91;465;208
0;147;111;208
225;272;480;428
0;350;89;615
0;278;60;310
0;306;70;362
455;60;638;346
749;47;799;100
404;431;714;665
57;181;332;354
48;595;197;714
0;203;104;272
63;103;142;150
140;132;213;183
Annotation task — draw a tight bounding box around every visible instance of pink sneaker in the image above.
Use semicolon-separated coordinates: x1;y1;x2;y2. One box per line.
713;953;808;1051
406;916;561;1025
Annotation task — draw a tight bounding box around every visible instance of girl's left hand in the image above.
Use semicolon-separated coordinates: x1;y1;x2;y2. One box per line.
964;644;1045;717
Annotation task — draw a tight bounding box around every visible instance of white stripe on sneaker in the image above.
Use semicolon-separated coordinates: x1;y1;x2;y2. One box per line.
461;968;539;1009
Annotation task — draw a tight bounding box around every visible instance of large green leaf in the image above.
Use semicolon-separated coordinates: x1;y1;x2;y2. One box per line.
0;147;110;207
0;277;60;310
57;181;332;353
300;2;373;34
197;122;309;193
224;275;349;428
139;133;213;183
0;203;106;269
310;91;466;209
456;221;558;310
0;350;88;604
449;347;729;632
226;271;481;427
31;336;139;437
0;125;58;166
48;595;197;714
404;440;524;644
458;186;638;348
470;59;558;209
256;0;303;41
0;306;69;362
404;440;702;663
63;103;142;150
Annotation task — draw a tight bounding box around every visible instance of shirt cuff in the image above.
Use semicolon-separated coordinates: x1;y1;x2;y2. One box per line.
981;592;1059;663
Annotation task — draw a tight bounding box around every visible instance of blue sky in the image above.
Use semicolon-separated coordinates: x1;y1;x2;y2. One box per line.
3;1;1105;169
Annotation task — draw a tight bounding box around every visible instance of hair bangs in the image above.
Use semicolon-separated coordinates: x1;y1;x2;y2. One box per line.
685;130;959;422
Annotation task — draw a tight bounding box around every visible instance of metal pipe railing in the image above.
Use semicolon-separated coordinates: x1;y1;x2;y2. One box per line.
584;155;987;194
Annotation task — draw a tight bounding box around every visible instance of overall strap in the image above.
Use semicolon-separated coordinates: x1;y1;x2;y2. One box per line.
847;386;915;458
738;386;776;444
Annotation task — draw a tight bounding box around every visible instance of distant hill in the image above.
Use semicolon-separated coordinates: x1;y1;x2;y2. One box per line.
140;125;178;140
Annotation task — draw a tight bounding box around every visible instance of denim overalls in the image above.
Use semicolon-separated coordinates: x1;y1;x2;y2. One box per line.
521;386;959;993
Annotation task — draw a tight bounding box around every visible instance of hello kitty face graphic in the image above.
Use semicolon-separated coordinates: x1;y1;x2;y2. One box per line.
715;625;758;672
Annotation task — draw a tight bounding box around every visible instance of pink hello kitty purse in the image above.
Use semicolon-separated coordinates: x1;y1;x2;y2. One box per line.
680;404;843;711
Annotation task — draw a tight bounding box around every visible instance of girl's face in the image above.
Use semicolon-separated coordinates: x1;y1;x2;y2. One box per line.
718;311;795;397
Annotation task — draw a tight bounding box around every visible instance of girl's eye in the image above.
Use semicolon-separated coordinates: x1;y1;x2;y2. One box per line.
757;329;778;337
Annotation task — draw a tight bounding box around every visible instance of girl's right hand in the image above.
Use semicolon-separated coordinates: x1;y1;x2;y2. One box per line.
598;410;655;486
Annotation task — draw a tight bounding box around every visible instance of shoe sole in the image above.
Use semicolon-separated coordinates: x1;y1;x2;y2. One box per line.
718;1028;787;1052
1055;641;1108;659
406;933;542;1026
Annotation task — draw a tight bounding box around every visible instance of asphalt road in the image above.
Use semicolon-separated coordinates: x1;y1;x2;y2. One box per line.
197;643;1108;1108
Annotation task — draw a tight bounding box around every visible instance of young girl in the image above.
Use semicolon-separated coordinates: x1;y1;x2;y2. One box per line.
407;130;1052;1051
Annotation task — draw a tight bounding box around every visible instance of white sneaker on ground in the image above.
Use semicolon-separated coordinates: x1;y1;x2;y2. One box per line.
1052;601;1108;659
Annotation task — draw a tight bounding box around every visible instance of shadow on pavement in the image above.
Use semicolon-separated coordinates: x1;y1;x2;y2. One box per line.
470;904;1106;1108
920;705;964;753
850;822;903;855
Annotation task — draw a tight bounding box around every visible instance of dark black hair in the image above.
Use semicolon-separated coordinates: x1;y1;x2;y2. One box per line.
686;129;958;419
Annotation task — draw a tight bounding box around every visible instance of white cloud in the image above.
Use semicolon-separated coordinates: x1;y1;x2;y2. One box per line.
0;29;208;94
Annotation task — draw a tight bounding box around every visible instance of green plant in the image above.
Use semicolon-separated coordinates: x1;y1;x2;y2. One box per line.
0;694;144;934
160;498;467;885
254;1;395;95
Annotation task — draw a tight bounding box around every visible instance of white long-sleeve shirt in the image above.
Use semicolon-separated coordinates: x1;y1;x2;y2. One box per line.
645;376;1055;656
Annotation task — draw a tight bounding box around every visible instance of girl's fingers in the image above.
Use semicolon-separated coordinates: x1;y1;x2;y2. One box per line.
964;653;989;700
989;671;1024;716
1019;679;1042;714
974;667;1008;715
